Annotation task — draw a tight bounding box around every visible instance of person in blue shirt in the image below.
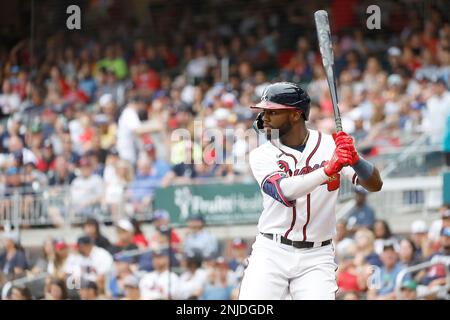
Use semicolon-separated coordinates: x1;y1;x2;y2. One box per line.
367;243;407;299
201;257;235;300
0;232;28;280
183;215;219;260
127;154;171;212
347;186;376;232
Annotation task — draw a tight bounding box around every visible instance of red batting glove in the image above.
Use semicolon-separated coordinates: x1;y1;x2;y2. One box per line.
324;145;353;177
333;132;360;166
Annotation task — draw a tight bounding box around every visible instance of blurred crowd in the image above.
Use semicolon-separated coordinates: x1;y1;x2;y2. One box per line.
0;199;449;300
0;213;248;300
0;0;450;300
0;1;449;215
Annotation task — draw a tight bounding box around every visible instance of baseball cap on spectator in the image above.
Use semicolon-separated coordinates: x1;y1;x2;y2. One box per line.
388;74;402;87
400;279;417;291
153;210;169;221
382;240;397;251
123;275;139;288
54;239;68;251
113;254;134;263
77;235;94;246
215;256;228;268
99;93;114;108
388;47;401;57
80;279;98;291
441;227;450;237
411;220;427;234
116;219;134;233
232;238;247;249
188;214;205;223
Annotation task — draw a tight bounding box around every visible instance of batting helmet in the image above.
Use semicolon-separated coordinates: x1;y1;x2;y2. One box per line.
251;82;311;120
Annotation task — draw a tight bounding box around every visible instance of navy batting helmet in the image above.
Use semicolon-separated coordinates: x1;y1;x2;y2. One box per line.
251;82;311;120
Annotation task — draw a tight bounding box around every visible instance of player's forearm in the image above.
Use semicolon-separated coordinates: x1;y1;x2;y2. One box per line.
279;168;329;201
355;165;383;192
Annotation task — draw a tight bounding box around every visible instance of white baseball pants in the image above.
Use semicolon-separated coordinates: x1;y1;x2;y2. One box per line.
239;234;338;300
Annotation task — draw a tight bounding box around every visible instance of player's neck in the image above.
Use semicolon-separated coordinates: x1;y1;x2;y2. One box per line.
280;126;309;148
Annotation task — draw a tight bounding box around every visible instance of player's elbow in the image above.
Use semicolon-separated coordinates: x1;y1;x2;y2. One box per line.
367;180;383;192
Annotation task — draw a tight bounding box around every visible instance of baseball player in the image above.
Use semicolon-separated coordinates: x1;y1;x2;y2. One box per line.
239;82;383;300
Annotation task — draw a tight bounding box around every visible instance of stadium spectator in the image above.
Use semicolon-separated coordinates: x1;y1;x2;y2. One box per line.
353;228;382;268
228;238;249;283
346;187;376;232
428;206;450;251
121;275;141;300
399;279;418;300
373;220;399;255
31;237;57;275
139;248;180;300
183;215;219;260
399;238;422;269
47;156;76;186
69;158;104;219
410;219;432;258
103;158;133;222
82;218;112;252
367;242;406;300
79;279;99;300
116;97;162;165
45;278;68;300
129;218;149;249
178;252;207;300
127;155;165;213
8;285;32;300
0;231;28;280
201;257;235;300
423;78;450;146
107;255;135;299
110;219;139;256
417;227;450;289
336;248;366;295
0;79;21;117
334;219;356;261
150;210;182;249
64;236;113;293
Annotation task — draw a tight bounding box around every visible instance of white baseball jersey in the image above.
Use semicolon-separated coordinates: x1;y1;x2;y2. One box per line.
249;129;358;242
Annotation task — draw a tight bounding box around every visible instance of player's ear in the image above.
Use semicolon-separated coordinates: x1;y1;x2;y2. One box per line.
291;110;302;122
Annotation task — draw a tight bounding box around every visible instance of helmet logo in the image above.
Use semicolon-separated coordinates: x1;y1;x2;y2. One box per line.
261;92;268;101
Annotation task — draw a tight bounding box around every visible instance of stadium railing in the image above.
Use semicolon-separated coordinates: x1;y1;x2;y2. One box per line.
395;255;450;300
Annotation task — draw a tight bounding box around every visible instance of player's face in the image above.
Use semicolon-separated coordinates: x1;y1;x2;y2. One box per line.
262;109;294;140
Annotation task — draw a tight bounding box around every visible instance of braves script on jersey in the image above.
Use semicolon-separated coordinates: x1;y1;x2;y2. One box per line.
249;129;358;242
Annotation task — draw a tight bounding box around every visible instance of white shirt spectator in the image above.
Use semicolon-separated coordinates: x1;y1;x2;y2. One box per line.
186;56;210;79
70;174;104;208
139;270;180;300
64;247;113;282
424;91;450;145
0;91;20;115
117;106;141;164
178;268;208;299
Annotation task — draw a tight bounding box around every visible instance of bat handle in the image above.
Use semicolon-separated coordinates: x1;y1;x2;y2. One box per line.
335;118;343;133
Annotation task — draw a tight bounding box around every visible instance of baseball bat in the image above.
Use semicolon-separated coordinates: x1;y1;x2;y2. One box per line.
314;10;342;132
